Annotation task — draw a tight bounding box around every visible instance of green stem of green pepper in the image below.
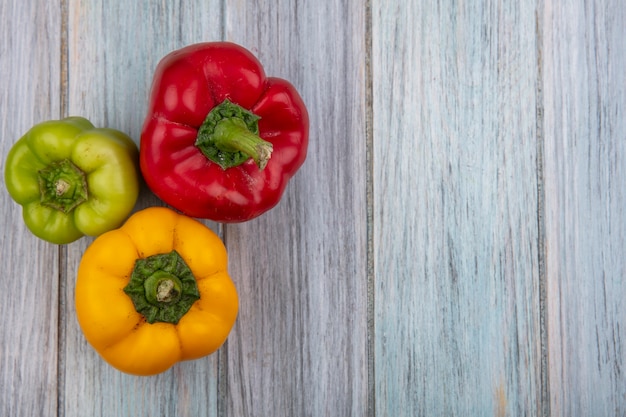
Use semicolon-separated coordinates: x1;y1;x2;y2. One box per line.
37;159;88;213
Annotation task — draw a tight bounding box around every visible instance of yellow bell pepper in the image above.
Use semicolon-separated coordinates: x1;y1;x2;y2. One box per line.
75;206;238;376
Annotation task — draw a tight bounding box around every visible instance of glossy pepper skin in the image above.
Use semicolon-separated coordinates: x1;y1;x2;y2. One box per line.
4;117;140;244
75;207;238;376
140;42;309;222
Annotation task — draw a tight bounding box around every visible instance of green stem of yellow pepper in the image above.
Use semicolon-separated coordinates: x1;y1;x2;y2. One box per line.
144;271;183;305
124;250;200;324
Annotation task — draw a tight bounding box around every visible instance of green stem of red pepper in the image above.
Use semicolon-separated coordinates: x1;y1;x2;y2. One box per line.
195;99;273;170
37;159;89;213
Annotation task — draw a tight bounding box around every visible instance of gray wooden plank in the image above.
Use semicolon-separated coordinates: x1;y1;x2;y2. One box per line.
222;1;369;416
541;0;626;415
60;1;224;416
372;1;543;415
0;0;62;416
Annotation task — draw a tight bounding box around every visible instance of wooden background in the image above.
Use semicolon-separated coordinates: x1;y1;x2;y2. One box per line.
1;0;624;415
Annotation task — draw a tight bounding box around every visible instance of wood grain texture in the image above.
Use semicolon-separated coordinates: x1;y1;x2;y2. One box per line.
0;0;62;416
372;1;543;415
222;1;369;416
541;0;626;415
59;1;224;416
2;0;626;415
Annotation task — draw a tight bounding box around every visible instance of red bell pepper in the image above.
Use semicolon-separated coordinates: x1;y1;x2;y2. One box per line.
140;42;309;222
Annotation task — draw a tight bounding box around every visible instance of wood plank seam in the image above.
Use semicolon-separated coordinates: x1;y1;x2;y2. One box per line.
365;0;376;416
58;0;70;416
219;221;230;417
534;6;550;417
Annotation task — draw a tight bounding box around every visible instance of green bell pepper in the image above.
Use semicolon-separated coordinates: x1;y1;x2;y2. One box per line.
4;117;140;244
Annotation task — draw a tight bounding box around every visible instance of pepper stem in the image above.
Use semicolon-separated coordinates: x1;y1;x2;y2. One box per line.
143;271;183;305
38;159;88;212
123;251;200;324
195;99;273;170
212;118;273;169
